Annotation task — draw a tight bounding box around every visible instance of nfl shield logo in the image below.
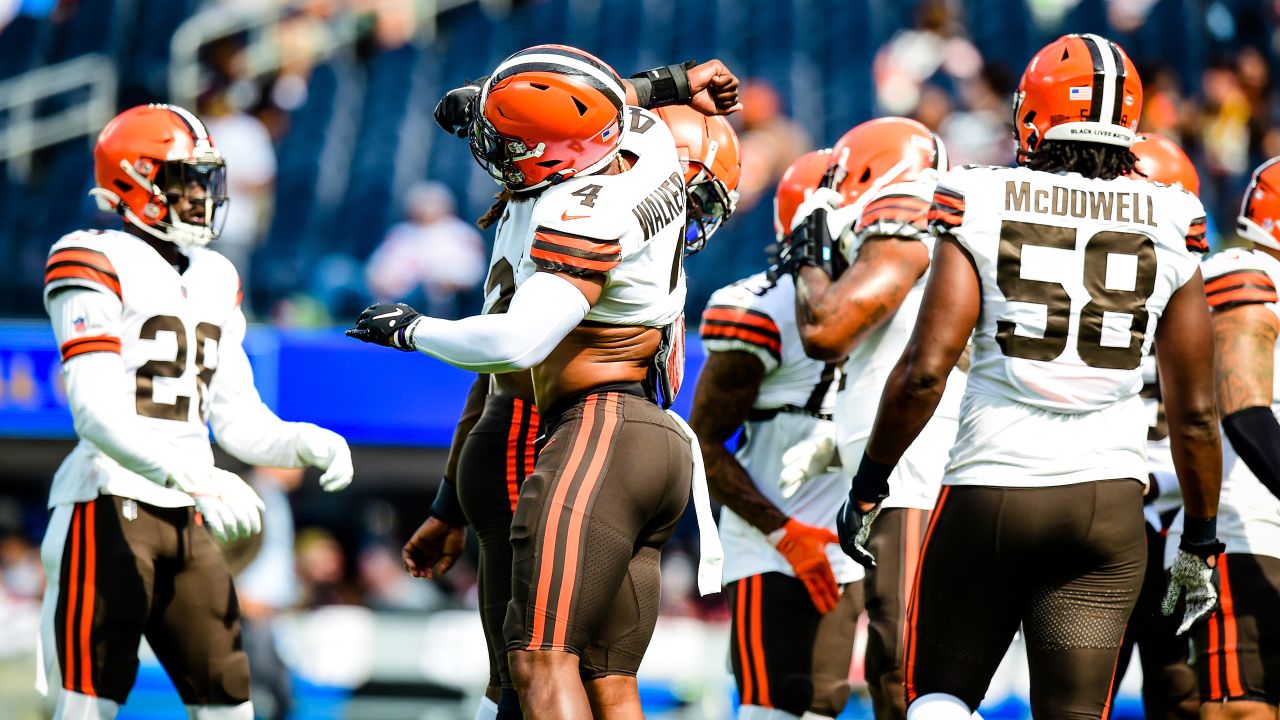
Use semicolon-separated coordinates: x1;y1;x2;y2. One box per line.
72;317;87;333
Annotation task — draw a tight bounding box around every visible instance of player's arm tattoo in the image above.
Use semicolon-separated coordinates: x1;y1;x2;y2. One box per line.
1213;304;1279;416
689;350;787;534
444;373;492;482
793;237;930;362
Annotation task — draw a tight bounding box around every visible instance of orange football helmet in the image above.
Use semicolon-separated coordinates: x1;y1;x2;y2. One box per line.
656;104;742;254
774;149;834;239
89;104;226;249
1239;156;1280;251
1130;134;1199;195
1013;33;1142;161
471;45;627;191
829;117;947;206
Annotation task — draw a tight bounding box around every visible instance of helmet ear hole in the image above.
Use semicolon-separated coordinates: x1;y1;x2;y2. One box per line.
572;97;588;116
113;180;132;193
859;167;871;183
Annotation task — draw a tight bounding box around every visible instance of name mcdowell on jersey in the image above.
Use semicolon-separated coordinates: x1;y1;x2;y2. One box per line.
632;171;686;241
1005;179;1158;226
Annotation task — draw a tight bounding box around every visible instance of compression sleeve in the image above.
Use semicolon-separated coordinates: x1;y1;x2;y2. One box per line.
1222;406;1280;502
409;271;590;373
50;289;188;485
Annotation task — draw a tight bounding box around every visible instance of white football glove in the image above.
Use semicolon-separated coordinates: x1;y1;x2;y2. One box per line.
1162;546;1222;635
296;423;354;492
779;424;838;499
789;187;845;232
170;467;265;543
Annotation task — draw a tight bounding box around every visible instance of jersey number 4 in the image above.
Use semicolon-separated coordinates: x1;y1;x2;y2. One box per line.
136;315;221;421
996;220;1156;370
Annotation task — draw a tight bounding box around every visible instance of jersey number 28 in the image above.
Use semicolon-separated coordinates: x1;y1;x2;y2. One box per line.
996;220;1156;370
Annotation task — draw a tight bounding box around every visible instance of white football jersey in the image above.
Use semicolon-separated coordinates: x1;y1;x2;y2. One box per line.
937;165;1203;487
492;106;686;329
43;229;241;507
1168;247;1280;560
833;174;964;510
700;272;859;585
1139;356;1183;530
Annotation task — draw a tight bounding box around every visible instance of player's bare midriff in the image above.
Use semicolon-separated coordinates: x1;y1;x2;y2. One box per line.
492;368;536;400
533;323;662;409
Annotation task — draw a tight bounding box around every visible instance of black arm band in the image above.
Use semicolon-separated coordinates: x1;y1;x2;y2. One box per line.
1222;405;1280;502
851;452;895;504
1180;515;1225;558
430;477;468;527
629;60;696;108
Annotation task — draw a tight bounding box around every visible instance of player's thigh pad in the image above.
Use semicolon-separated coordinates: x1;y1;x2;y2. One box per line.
505;388;690;663
144;507;250;706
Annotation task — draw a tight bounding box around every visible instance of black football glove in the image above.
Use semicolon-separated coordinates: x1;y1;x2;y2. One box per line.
434;84;481;138
346;303;422;351
771;206;848;280
836;454;894;568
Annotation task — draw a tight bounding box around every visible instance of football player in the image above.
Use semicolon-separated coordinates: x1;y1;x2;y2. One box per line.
1165;156;1280;717
837;34;1223;718
690;149;863;720
778;117;954;720
397;50;742;720
350;47;726;720
38;104;353;720
1112;133;1203;720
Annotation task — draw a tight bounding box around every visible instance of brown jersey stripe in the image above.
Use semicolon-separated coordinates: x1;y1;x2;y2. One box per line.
530;246;619;273
1185;235;1209;253
702;307;781;337
60;335;122;362
45;264;123;300
531;238;619;263
47;247;116;274
860;207;930;228
735;578;756;703
1206;288;1278;311
928;207;964;228
1205;269;1276;295
534;228;621;255
700;324;783;359
700;317;783;345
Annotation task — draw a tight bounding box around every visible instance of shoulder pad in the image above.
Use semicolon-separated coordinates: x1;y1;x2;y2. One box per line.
1203;248;1277;311
855;178;935;242
45;230;123;302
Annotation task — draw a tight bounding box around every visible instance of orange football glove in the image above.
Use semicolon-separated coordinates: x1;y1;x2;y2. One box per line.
768;518;840;613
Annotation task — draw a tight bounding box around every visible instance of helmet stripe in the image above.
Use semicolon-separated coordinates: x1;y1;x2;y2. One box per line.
1080;36;1106;123
164;104;210;141
1106;40;1127;125
490;52;626;110
1082;34;1119;126
518;46;623;86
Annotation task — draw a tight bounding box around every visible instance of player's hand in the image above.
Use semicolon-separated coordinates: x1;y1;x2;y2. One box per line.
346;303;422;351
171;467;266;543
434;84;480;137
1161;537;1225;635
837;492;881;569
768;518;840;613
773;191;847;280
686;59;742;115
790;187;844;232
779;424;837;499
403;516;467;580
296;424;354;492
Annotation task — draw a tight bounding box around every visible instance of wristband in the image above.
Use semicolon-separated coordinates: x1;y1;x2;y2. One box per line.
1179;516;1224;559
430;477;468;527
629;60;696;108
851;453;894;504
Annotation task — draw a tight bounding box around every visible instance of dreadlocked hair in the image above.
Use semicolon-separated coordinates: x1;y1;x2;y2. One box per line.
477;189;513;229
1026;140;1141;181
